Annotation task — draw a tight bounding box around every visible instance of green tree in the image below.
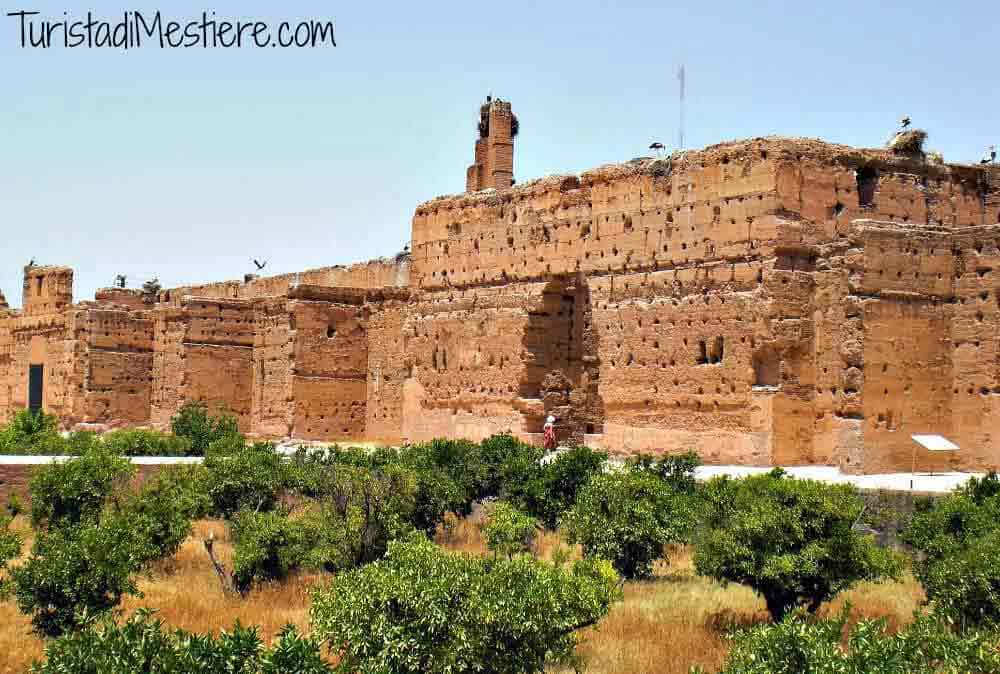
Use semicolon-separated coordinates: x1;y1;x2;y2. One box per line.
170;400;241;455
0;409;61;453
919;529;1000;630
0;514;22;598
517;445;607;528
203;442;286;517
230;510;314;594
563;468;695;579
310;537;621;674
700;608;1000;674
476;433;544;501
12;515;150;636
100;428;192;457
902;472;1000;629
117;465;210;563
29;447;134;528
694;471;901;621
629;450;701;494
31;609;333;674
482;501;537;558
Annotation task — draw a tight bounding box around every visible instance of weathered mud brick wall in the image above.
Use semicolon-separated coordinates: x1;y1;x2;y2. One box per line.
361;292;404;443
162;259;409;305
408;139;1000;470
287;286;369;440
391;284;539;444
251;297;295;437
0;267;79;422
0;304;13;422
150;298;254;430
2;132;998;475
73;307;154;425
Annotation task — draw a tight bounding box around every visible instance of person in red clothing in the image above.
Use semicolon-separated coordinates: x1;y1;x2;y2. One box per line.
542;415;557;451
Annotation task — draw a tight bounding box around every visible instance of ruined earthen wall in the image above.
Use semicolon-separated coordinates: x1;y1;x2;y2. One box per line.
395;285;537;444
75;307;155;424
0;311;13;422
178;299;254;430
150;307;187;428
162;259;409;305
407;140;1000;470
22;267;73;317
2;137;997;474
365;299;408;443
289;295;368;440
251;297;295;438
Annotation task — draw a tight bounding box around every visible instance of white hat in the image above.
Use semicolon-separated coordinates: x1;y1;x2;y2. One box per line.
546;415;556;425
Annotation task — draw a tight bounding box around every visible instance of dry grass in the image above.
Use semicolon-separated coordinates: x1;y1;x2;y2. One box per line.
549;547;924;674
0;516;926;674
0;518;322;673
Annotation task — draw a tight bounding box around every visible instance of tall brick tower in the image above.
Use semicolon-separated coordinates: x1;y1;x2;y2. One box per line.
466;96;517;192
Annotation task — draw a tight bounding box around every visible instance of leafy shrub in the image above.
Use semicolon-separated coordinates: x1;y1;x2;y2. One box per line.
117;465;210;563
0;410;61;453
324;463;418;567
517;445;607;528
29;447;134;528
170;401;241;455
230;510;314;594
311;537;621;674
695;470;902;621
701;609;1000;674
397;438;485;511
36;431;103;457
482;501;537;558
289;445;460;533
476;433;545;501
0;514;22;598
903;472;1000;573
564;468;695;578
12;515;149;636
101;428;192;457
903;472;1000;629
232;462;420;592
919;529;1000;630
203;442;286;518
630;450;701;493
31;608;333;673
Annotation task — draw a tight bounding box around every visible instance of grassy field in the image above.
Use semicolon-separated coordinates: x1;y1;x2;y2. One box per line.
0;515;925;674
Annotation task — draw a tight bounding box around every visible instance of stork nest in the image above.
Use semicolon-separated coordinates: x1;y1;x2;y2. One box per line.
478;104;519;139
887;129;928;155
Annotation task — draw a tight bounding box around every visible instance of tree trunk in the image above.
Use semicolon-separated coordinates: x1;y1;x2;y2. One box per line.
764;592;794;622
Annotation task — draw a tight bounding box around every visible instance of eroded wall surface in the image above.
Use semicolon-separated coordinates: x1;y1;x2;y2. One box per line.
2;138;998;473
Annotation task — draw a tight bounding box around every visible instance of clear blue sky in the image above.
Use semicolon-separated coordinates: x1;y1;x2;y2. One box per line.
1;0;997;307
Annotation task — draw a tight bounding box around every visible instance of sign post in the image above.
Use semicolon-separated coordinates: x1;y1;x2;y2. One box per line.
909;434;959;490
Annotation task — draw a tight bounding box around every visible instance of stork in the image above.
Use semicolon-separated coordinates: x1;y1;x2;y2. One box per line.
899;115;911;130
649;141;666;157
253;259;267;271
981;145;996;165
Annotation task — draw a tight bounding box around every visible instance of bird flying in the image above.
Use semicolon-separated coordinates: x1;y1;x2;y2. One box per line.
982;146;996;165
253;259;267;271
649;142;666;151
899;116;911;129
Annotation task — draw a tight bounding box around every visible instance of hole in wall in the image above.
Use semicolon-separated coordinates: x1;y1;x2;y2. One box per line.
856;166;878;208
